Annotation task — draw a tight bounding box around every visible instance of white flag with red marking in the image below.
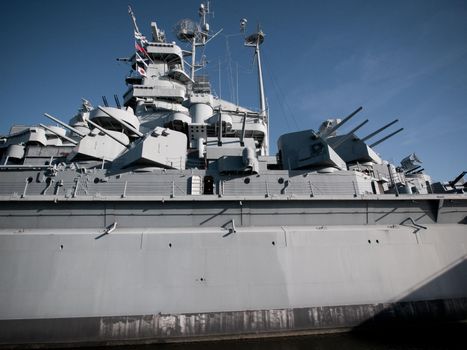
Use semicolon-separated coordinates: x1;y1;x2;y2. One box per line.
135;52;148;67
137;65;147;77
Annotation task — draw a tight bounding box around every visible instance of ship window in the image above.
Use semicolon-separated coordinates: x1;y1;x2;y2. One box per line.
244;177;250;184
203;176;214;194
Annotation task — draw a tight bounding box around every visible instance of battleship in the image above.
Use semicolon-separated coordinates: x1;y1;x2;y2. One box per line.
0;3;466;347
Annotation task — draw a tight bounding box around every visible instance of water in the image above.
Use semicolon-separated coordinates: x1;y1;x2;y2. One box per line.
86;324;466;350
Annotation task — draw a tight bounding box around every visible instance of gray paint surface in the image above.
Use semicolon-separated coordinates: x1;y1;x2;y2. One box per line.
1;224;466;320
0;3;466;346
2;298;467;347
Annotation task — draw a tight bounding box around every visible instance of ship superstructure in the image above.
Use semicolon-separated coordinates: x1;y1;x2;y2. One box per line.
0;3;466;347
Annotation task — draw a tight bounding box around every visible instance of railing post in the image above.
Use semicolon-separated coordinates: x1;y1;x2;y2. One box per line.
21;178;31;198
122;181;128;198
218;180;224;197
352;181;357;197
73;178;80;198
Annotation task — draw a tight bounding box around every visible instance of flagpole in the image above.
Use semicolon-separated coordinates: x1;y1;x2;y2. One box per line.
129;6;155;68
128;6;141;35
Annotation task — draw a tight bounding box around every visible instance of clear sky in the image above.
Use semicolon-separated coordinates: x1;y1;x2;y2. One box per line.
0;0;466;181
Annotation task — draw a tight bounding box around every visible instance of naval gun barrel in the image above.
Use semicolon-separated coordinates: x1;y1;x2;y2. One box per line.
44;113;86;138
333;119;369;149
449;171;466;187
405;165;421;175
86;119;129;147
322;106;363;139
97;106;143;137
412;168;425;175
39;124;78;145
360;119;398;142
370;127;404;148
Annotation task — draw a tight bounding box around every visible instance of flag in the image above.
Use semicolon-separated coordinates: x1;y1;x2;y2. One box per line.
132;26;153;76
134;30;148;45
129;5;152;75
134;29;149;57
135;42;148;56
137;65;147;77
135;52;147;77
135;52;148;68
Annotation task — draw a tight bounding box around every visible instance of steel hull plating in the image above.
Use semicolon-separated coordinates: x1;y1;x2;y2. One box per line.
1;1;466;345
2;298;467;347
1;198;466;346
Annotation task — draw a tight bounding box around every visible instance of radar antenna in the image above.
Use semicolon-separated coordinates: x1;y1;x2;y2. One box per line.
175;2;222;81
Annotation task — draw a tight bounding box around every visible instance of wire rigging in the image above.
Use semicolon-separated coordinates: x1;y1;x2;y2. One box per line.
262;47;300;131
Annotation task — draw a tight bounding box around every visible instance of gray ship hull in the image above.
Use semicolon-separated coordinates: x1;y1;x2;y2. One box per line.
2;298;467;347
1;1;465;346
1;194;466;346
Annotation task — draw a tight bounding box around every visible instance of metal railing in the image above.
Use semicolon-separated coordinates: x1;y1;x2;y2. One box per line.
1;176;369;199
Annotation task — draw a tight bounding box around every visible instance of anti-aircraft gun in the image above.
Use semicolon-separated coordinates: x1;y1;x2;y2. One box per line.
276;105;413;196
277;107;367;172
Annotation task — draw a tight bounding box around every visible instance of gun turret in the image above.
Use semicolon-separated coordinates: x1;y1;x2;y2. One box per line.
320;106;363;139
86;119;130;147
332;119;369;149
96;106;143;137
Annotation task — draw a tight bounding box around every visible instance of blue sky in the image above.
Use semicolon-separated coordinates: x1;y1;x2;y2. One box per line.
0;0;466;181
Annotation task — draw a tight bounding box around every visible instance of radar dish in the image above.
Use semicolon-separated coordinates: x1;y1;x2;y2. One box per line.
174;19;199;41
245;30;265;46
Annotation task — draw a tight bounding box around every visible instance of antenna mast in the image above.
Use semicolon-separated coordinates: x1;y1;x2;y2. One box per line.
175;2;221;82
128;6;141;34
244;23;268;155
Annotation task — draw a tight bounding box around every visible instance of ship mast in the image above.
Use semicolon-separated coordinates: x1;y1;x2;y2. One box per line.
189;2;209;81
175;2;221;82
244;25;268;155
